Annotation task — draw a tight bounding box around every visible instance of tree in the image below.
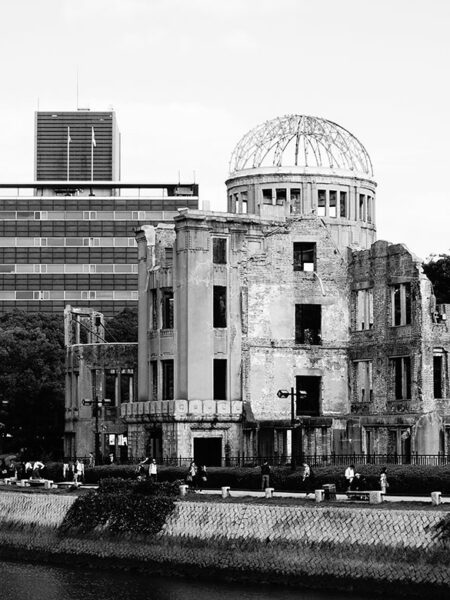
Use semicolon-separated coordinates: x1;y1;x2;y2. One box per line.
104;307;138;343
423;254;450;304
0;311;65;458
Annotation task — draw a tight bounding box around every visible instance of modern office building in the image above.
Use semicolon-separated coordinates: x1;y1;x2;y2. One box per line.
35;110;120;181
0;110;199;316
121;114;450;465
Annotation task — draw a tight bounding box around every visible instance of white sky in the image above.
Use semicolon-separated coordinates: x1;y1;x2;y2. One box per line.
0;0;449;260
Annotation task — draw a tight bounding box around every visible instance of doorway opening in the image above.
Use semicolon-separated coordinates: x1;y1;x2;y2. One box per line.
193;437;222;466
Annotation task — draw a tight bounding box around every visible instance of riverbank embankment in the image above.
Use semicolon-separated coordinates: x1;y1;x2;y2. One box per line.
0;490;449;597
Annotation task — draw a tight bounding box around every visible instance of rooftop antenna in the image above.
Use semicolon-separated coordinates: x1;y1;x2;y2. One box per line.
178;170;180;184
193;170;196;184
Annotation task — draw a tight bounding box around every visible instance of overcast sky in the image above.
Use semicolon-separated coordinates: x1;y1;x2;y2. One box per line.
0;0;449;259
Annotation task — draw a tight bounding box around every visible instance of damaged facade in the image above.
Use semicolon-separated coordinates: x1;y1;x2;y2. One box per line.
117;114;449;465
64;305;138;460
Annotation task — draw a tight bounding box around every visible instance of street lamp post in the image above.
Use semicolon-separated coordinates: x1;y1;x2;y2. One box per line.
82;395;111;465
277;387;307;471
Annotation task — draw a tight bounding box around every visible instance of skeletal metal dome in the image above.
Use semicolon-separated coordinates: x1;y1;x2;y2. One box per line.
229;115;373;177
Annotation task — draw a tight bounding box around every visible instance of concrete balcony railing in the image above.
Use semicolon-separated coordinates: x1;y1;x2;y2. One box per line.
121;399;242;421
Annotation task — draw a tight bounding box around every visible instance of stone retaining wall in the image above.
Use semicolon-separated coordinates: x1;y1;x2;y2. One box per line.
0;491;449;595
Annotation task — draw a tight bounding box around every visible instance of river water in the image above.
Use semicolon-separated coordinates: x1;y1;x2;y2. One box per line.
0;560;373;600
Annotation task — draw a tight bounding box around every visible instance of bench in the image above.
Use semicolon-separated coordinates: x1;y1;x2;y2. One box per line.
347;490;384;503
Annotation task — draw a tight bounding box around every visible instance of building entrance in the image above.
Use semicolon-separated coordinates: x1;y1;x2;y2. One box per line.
193;437;222;466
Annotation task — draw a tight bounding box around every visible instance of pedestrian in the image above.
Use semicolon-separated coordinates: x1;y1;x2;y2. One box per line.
108;453;115;464
186;461;197;487
351;472;365;491
73;459;84;483
149;458;158;482
260;460;271;490
137;456;150;480
197;464;207;491
344;464;355;491
88;452;95;468
0;459;7;479
32;460;44;479
25;461;33;479
301;461;312;496
380;467;389;494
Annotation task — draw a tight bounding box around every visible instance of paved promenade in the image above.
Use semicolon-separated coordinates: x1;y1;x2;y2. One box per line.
195;488;450;503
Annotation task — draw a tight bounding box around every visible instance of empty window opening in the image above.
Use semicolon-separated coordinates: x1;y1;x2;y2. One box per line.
295;304;322;344
293;242;316;272
367;196;372;223
162;289;174;329
213;359;227;400
105;370;117;406
162;360;174;400
213;238;227;264
276;188;287;205
151;290;158;330
393;357;411;400
120;370;134;403
356;288;374;330
329;191;337;217
391;283;411;326
434;355;443;399
290;188;301;213
241;192;248;214
234;194;239;212
151;361;158;400
317;190;326;216
262;189;273;205
355;361;373;403
340;191;347;218
213;286;227;328
296;376;321;416
359;194;366;221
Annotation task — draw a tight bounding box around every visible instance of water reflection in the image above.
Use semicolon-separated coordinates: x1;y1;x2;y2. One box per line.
0;560;368;600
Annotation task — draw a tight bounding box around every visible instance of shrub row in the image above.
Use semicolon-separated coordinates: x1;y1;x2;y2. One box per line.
77;463;450;495
59;478;179;536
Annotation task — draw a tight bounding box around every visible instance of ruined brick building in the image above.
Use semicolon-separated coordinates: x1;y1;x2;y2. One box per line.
121;115;449;465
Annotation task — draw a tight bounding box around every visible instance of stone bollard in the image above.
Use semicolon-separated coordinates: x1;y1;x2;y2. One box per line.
431;491;442;506
179;484;189;497
369;491;383;504
221;486;230;498
315;489;325;503
265;487;274;498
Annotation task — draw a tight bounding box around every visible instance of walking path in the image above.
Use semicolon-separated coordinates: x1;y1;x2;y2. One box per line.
196;488;450;503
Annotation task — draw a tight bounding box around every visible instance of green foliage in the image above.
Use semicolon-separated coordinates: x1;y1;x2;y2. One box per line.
104;307;138;343
60;477;177;537
83;463;450;495
0;311;65;458
423;254;450;303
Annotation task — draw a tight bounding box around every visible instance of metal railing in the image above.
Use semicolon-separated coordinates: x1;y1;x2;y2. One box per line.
72;453;450;468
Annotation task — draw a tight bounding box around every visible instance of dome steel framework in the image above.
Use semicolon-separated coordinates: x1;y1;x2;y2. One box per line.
229;115;373;176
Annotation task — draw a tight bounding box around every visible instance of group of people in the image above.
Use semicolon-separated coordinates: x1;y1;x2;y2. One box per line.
0;459;45;481
186;461;208;490
136;457;158;481
62;459;85;483
345;464;389;493
260;460;390;495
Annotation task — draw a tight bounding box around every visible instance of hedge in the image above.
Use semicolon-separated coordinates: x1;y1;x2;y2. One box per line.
59;478;179;536
78;463;450;495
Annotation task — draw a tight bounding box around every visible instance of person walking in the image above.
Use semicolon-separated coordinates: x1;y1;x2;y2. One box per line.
149;458;158;482
380;467;389;494
197;464;207;491
73;459;84;484
344;464;355;491
301;462;312;496
260;460;271;490
186;461;197;488
32;460;44;479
